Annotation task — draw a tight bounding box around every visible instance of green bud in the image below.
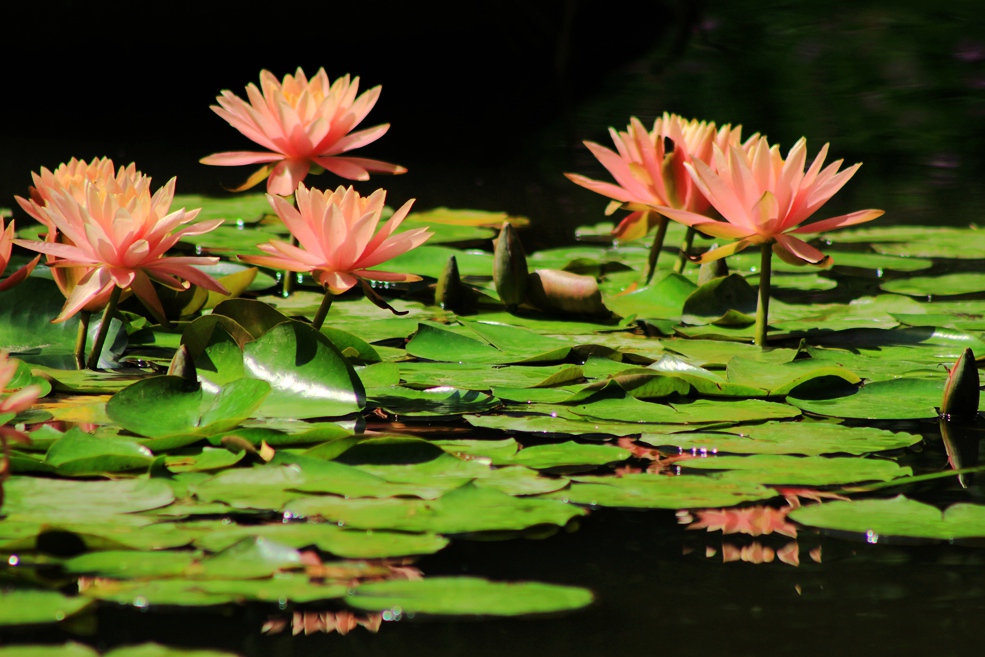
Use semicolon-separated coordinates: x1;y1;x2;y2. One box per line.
435;255;463;310
493;222;528;310
526;269;607;316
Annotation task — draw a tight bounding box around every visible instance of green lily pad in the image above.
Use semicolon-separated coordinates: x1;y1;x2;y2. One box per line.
243;321;366;418
787;378;944;419
44;428;155;476
368;386;500;416
882;273;985;297
63;550;196;579
555;474;775;509
346;577;593;616
512;441;631;469
0;589;94;627
285;482;585;534
790;495;985;540
642;421;921;455
105;644;242;657
602;272;697;319
0;644;97;657
681;274;757;326
679;454;912;485
398;362;585;391
2;477;174;521
571;394;800;424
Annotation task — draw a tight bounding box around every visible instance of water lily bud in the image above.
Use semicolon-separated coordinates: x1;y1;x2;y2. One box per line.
697;245;729;285
526;269;607;316
941;347;980;420
168;344;198;384
435;255;463;310
493;222;528;309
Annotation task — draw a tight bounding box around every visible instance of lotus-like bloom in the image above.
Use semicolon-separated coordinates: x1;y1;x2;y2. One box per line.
0;216;39;292
654;136;884;265
15;158;144;311
565;113;749;241
201;68;406;195
240;184;432;294
15;177;228;322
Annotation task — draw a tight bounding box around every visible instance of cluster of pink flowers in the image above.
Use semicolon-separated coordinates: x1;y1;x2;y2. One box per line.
567;112;883;266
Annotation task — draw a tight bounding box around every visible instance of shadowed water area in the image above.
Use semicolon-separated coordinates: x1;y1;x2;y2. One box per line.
2;2;985;656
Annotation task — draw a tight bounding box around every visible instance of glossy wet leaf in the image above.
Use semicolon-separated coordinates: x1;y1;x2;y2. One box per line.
196;537;303;579
0;589;94;626
790;495;985;540
369;386;500;416
347;577;593;616
679;454;912;485
243;321;365;418
787;378;944;419
660;339;799;367
286;482;585;533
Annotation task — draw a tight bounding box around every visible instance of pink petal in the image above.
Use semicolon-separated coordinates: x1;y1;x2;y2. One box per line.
773;234;829;265
200;151;285;166
789;209;885;234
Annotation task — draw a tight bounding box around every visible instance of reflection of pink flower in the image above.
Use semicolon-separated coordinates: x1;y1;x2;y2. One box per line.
685;505;797;538
565;114;747;241
15;178;228;322
239;184;432;294
654;137;884;264
201;68;406;195
15;158;144;311
0;217;38;292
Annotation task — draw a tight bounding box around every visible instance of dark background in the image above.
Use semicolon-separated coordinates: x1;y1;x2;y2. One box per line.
2;0;985;247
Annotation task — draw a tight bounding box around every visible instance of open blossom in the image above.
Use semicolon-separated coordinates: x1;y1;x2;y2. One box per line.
201;68;406;195
239;184;432;294
15;177;228;322
15;158;144;311
0;216;39;292
565;113;749;241
653;136;884;265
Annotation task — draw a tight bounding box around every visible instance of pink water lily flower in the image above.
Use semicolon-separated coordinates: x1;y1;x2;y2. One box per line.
653;136;884;265
0;217;39;292
240;184;432;295
15;157;144;311
201;68;406;195
15;177;228;323
0;351;41;417
565;113;749;241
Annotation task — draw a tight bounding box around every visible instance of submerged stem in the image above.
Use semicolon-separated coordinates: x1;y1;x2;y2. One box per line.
645;214;670;285
86;287;122;370
755;242;773;347
673;226;697;274
74;311;91;370
312;289;334;330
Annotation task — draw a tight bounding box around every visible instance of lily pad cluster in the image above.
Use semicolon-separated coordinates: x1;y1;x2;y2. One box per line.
2;198;985;651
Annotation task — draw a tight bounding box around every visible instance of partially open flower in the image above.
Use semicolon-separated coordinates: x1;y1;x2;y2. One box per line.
565;114;747;241
240;184;431;295
15;158;145;311
201;68;406;195
15;177;228;323
653;136;884;265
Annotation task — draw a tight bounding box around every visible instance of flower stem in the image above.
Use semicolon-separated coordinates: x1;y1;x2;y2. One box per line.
645;214;670;285
74;311;91;370
673;227;697;274
86;287;121;370
281;235;299;298
755;242;773;347
312;290;334;330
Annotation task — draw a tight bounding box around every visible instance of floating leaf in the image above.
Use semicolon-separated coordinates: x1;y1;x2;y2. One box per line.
788;378;944;419
790;495;985;540
556;474;775;509
0;589;93;627
679;454;912;485
347;577;593;616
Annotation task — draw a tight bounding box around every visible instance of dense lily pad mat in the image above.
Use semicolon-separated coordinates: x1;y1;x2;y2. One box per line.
5;207;985;641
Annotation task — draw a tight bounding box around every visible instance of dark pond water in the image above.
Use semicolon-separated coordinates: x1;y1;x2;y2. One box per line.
3;1;985;655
